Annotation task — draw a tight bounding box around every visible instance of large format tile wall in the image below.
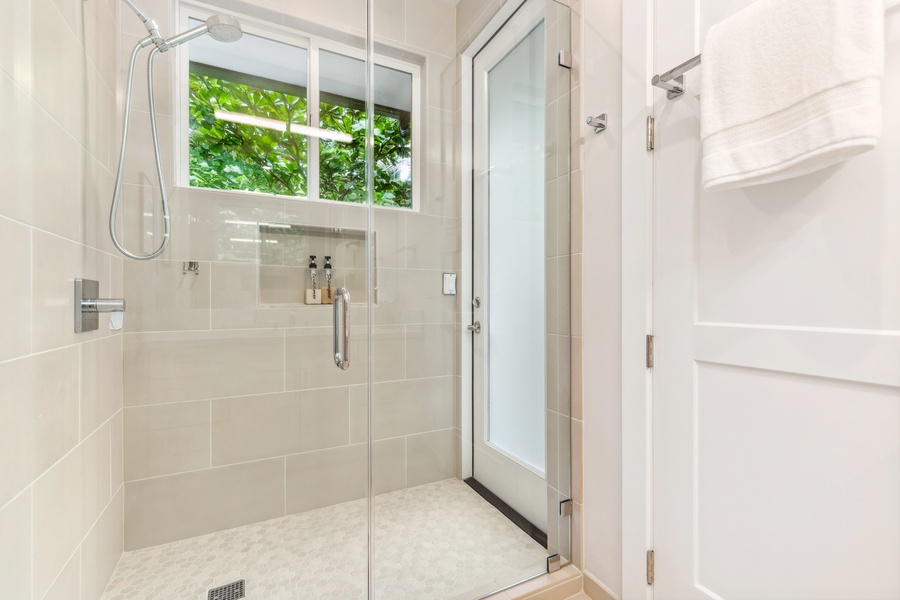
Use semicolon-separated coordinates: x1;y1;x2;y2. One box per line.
0;0;125;598
119;0;462;550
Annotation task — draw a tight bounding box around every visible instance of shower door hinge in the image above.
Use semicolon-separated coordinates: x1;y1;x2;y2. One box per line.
646;334;654;368
646;116;655;151
559;499;573;517
647;550;655;585
547;554;561;573
558;50;572;69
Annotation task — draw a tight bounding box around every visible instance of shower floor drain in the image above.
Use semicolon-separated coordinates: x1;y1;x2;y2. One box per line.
208;580;245;600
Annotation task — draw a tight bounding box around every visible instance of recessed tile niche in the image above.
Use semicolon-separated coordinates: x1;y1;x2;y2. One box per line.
258;223;375;305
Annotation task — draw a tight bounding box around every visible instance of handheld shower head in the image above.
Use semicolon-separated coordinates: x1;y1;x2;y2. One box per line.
158;15;242;52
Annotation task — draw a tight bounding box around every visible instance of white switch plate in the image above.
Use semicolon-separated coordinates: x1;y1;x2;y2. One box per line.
442;273;457;295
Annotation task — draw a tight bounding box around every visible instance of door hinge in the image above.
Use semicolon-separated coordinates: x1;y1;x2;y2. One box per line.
646;116;655;151
646;549;655;585
646;334;654;368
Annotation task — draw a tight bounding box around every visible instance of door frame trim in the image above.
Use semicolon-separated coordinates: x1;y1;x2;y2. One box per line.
621;0;655;598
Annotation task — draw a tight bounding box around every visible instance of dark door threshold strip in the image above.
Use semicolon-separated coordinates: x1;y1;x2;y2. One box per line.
464;478;548;549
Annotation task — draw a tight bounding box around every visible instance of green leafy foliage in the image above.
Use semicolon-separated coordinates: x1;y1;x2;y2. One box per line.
189;72;413;208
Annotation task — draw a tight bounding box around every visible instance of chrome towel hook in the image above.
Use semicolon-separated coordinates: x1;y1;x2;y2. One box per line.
586;114;607;133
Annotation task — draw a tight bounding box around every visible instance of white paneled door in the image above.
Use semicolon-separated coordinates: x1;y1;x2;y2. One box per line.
650;1;900;599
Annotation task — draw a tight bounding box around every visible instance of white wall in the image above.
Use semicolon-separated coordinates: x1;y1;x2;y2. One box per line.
581;0;624;597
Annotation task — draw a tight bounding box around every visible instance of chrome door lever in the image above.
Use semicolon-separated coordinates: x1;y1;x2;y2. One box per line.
467;321;481;334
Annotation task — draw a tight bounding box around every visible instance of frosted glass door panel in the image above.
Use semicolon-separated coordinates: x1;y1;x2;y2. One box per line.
487;22;546;473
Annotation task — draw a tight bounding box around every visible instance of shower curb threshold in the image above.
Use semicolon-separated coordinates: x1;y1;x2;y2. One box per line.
480;565;582;600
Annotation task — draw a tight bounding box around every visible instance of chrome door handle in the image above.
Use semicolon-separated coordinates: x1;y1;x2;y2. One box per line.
333;287;350;370
467;321;481;334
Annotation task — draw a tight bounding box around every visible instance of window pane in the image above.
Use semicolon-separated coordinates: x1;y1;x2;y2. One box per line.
189;29;309;197
318;50;413;208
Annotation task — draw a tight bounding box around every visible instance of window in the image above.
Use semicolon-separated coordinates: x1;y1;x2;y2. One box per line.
184;13;418;209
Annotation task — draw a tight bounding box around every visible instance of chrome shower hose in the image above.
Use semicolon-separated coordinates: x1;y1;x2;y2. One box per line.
109;38;171;260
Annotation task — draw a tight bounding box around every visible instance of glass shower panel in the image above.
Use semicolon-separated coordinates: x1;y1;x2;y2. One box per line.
368;0;571;598
111;1;373;599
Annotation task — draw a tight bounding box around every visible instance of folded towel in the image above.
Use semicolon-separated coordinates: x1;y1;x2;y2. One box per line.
700;0;884;192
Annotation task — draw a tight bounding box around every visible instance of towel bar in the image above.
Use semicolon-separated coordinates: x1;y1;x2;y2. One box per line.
654;5;893;100
651;54;702;99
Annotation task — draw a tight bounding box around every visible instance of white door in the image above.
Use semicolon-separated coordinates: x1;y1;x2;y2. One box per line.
472;0;548;532
651;2;900;599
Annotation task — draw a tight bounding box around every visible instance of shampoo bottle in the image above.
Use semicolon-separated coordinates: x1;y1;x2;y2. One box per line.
321;256;335;304
305;255;320;305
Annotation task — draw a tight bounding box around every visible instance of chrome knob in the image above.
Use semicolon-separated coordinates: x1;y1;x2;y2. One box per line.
467;321;481;334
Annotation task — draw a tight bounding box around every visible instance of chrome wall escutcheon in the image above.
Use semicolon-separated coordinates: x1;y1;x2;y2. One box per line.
75;278;126;333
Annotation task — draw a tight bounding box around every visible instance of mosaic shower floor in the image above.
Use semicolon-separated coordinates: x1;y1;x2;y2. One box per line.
101;479;548;600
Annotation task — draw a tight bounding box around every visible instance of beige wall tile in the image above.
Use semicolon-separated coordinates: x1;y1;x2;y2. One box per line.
558;413;571;498
558;254;571;336
572;500;583;570
406;0;456;57
111;410;124;494
0;489;31;600
406;323;458;379
31;0;86;145
286;325;404;390
0;0;30;83
545;179;559;259
374;437;407;495
125;401;211;480
352;376;456;441
558;335;571;417
211;263;333;329
375;0;406;43
32;229;110;352
545;258;559;334
571;419;583;504
124;259;211;331
571;169;583;254
42;549;81;600
0;347;79;508
423;160;460;218
0;217;31;361
374;210;406;268
546;334;559;413
124;330;285;405
33;423;111;599
81;488;124;600
286;444;366;514
407;429;456;487
375;269;456;325
571;253;582;337
125;458;285;550
571;336;583;420
546;410;559;491
405;214;461;270
300;387;350;452
212;392;301;466
81;335;124;438
557;174;571;254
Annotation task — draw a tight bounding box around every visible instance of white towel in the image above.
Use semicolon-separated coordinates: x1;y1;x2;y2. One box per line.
700;0;884;192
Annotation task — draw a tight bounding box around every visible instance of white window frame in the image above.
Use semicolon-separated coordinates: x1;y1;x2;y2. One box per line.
174;1;422;212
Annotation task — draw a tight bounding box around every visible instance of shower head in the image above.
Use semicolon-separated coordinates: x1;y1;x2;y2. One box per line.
158;15;242;52
207;15;244;42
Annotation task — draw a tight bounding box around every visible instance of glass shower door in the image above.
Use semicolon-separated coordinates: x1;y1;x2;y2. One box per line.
114;1;374;599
